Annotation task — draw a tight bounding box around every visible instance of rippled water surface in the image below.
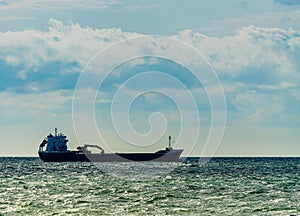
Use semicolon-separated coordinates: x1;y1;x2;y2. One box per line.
1;157;300;215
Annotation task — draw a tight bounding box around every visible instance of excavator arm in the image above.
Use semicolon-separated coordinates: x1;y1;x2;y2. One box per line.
82;144;105;154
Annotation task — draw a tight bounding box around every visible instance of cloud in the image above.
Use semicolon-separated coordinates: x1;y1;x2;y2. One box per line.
176;26;300;125
197;10;300;36
177;26;300;84
0;0;120;10
0;90;73;126
0;19;139;92
0;19;300;127
124;4;159;11
0;16;34;21
2;19;299;89
232;92;284;124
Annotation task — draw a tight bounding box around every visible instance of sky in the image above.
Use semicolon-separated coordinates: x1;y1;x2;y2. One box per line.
1;0;300;156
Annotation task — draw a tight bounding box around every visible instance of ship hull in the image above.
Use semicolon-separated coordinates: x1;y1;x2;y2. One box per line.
38;149;183;162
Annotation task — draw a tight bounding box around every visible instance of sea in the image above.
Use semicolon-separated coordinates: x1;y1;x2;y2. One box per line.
1;157;300;215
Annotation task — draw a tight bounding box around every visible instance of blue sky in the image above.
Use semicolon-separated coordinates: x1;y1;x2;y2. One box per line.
1;0;300;156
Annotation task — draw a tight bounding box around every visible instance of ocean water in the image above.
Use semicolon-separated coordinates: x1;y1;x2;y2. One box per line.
1;157;300;215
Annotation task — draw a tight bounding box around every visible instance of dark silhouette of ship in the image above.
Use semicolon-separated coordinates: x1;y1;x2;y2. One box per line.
38;128;183;162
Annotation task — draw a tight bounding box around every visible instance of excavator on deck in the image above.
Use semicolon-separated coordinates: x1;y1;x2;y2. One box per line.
77;144;105;154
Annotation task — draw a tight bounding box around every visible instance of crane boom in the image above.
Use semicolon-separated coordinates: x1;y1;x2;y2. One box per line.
77;144;105;154
83;144;105;154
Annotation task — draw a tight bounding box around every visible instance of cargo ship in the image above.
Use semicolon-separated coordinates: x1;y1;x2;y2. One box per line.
38;128;183;162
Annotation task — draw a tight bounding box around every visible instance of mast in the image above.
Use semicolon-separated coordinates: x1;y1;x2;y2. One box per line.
55;127;57;136
169;135;171;149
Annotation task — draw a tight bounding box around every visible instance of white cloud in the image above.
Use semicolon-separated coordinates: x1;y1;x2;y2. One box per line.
0;18;139;71
257;82;296;90
0;0;120;10
124;4;159;11
0;19;300;126
176;25;300;86
196;10;300;36
0;90;72;124
1;19;299;85
233;92;285;124
0;15;34;21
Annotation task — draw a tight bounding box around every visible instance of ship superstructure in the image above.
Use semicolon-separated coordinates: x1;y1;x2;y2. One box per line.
39;128;68;152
